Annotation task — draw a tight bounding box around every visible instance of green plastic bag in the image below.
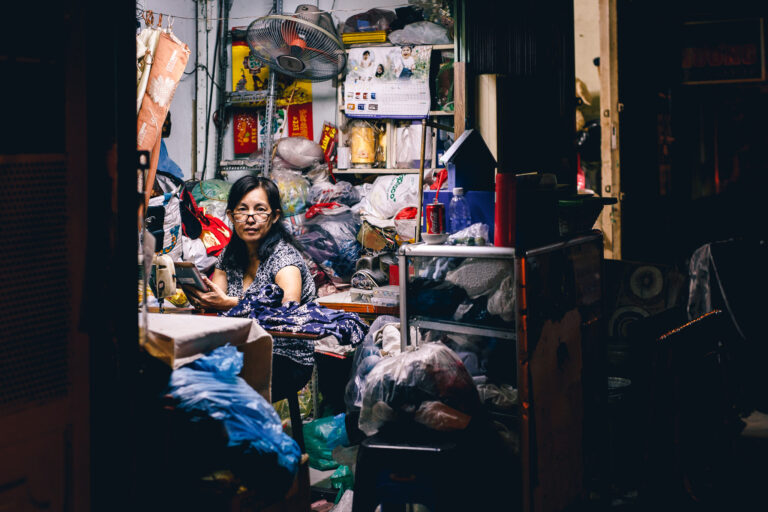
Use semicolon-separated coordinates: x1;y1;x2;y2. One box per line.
331;465;354;503
191;179;232;204
303;414;346;470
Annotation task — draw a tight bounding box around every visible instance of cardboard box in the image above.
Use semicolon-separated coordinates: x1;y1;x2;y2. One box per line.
143;313;273;402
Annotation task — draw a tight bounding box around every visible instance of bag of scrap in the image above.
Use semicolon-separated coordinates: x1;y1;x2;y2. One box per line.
166;344;301;496
358;342;481;436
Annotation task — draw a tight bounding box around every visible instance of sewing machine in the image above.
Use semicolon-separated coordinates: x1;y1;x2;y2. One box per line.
149;254;177;312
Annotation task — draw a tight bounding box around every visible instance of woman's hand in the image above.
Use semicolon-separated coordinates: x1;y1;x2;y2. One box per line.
183;276;239;311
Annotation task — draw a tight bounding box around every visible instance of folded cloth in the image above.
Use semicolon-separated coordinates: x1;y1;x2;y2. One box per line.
314;335;356;356
445;258;514;299
223;284;368;346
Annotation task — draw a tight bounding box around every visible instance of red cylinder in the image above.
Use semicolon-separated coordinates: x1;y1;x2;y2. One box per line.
494;173;516;247
425;202;446;234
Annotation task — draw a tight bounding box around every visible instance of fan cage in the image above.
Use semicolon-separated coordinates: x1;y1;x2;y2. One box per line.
246;14;347;82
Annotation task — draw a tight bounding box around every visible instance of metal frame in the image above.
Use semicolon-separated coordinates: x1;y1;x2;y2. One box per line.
398;242;518;351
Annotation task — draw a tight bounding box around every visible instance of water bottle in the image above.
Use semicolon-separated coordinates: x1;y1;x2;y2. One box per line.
448;187;472;233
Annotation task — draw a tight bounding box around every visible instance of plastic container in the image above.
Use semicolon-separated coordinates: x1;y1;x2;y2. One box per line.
448;187;472;234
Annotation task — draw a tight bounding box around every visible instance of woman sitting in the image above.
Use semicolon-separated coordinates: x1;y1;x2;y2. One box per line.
184;175;316;401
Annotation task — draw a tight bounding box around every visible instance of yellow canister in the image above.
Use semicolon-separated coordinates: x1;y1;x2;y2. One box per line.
349;122;375;166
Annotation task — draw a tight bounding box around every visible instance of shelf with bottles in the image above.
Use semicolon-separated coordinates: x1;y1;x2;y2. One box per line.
329;116;454;175
332;43;455;175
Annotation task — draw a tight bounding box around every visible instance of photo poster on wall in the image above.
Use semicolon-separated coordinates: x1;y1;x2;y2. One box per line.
257;103;314;150
344;45;432;119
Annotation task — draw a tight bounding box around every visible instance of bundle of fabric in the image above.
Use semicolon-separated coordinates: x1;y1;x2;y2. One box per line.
222;284;367;346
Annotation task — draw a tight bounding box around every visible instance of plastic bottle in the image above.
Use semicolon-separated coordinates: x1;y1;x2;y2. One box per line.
448;187;472;234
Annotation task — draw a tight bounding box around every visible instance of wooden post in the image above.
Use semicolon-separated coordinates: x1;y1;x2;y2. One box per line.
416;118;428;243
454;62;467;138
599;0;621;259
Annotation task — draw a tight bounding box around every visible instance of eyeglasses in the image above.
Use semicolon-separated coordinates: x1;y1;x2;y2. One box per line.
231;210;272;223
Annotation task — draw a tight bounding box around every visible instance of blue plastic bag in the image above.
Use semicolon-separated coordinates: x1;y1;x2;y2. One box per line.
168;345;301;476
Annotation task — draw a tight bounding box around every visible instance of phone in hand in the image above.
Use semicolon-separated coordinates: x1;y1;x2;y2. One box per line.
173;261;209;292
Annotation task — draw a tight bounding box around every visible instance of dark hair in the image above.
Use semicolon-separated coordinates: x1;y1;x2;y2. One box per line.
221;175;297;270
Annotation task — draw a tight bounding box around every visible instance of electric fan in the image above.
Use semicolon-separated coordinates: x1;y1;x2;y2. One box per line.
246;4;346;82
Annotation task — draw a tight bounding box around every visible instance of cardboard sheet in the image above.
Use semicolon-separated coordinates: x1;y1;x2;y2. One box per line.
143;313;273;401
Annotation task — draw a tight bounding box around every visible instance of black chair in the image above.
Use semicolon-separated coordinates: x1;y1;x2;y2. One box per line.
645;310;744;507
352;434;461;512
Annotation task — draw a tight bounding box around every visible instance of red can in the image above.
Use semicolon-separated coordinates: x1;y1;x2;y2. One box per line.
425;202;445;234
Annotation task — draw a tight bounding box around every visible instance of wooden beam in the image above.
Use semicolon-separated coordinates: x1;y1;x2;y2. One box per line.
454;62;467;138
599;0;621;259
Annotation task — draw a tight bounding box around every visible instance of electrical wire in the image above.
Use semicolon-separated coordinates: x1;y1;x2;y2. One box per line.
200;0;223;181
181;64;223;93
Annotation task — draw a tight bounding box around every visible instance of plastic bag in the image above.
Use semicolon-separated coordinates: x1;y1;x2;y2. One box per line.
146;191;183;260
309;180;361;207
393;206;418;243
447;222;489;246
271;169;310;216
181;235;218;275
366;174;420;219
344;315;398;411
190;179;232;204
358;342;481;436
306;162;331;185
333;489;354;512
413;401;472;431
298;204;361;280
303;413;347;470
276;136;325;169
342;8;396;33
395;123;433;169
167;345;301;477
330;465;354;502
388;21;452;45
197;199;228;224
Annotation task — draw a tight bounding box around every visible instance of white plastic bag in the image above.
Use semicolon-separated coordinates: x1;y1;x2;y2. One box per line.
181;235;218;275
395;123;433;168
366;174;420;219
276;136;325;169
388;21;452;45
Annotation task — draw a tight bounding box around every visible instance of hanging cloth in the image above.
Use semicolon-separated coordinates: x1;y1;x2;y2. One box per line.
136;26;162;114
137;30;190;206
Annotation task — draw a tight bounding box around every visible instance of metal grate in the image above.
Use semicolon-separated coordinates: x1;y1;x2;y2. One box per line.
0;156;70;413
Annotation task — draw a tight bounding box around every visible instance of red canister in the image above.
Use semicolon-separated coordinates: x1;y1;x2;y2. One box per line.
425;202;445;234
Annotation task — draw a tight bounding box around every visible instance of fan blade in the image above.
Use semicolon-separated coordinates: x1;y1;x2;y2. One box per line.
302;45;343;64
280;19;303;48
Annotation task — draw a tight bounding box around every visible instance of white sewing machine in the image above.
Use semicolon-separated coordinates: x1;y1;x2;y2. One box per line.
150;254;177;312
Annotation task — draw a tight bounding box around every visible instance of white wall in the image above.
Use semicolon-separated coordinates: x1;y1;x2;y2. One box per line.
139;0;405;180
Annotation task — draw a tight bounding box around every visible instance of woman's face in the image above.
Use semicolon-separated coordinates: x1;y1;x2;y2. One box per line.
228;187;278;246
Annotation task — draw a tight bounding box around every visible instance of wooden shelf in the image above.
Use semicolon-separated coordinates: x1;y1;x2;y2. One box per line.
332;167;423;175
